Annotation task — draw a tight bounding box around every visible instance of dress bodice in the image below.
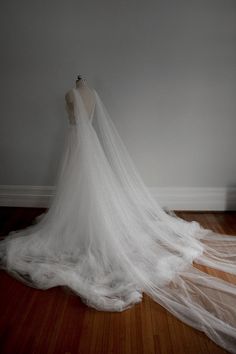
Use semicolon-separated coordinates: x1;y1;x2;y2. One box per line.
65;88;96;125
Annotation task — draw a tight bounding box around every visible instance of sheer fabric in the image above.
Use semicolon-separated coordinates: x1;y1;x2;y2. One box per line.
0;88;236;353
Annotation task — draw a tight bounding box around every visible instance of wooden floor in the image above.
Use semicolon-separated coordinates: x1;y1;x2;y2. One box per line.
0;207;235;354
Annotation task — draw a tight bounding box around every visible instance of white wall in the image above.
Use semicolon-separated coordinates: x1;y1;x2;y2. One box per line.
0;1;235;198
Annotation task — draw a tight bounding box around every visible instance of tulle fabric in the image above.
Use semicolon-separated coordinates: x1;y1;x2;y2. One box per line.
0;88;236;353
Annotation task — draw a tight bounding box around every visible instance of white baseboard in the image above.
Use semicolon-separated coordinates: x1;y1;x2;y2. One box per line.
150;187;236;211
0;185;56;208
0;185;235;211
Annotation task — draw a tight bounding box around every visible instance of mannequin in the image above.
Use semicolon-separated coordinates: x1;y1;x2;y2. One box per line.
65;76;96;124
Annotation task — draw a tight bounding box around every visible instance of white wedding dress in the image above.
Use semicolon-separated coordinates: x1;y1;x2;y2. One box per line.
0;87;236;353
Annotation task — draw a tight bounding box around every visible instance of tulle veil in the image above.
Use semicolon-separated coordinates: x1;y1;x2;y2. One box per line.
0;87;236;353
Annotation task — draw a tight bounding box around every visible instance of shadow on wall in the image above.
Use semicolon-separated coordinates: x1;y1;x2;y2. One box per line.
225;184;236;211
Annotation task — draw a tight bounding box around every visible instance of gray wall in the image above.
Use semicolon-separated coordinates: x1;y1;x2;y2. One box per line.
0;0;236;188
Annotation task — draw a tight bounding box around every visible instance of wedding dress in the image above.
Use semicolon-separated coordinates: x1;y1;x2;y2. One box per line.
0;87;236;353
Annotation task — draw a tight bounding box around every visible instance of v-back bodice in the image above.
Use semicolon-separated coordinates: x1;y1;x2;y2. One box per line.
68;87;96;124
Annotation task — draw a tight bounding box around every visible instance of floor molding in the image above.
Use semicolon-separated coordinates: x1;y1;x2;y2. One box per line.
0;185;55;208
150;186;236;211
0;185;235;210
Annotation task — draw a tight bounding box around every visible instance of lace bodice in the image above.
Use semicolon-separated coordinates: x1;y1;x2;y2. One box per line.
65;88;96;125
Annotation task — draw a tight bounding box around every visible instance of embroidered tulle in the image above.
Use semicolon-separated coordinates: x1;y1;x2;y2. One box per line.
0;88;236;353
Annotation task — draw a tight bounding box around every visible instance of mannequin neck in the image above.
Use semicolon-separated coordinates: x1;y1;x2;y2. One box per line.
76;79;87;89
